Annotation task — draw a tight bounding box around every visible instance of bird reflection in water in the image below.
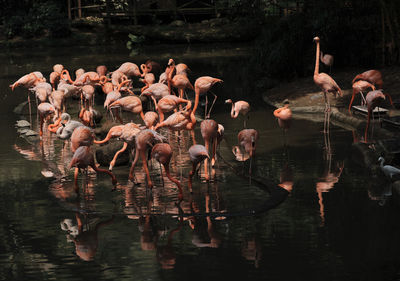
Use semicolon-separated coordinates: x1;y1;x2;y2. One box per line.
316;159;344;226
241;237;262;268
61;212;114;261
367;181;393;206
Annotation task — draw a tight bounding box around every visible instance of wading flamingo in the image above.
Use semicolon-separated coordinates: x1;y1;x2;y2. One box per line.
69;146;117;192
313;36;342;133
151;143;183;200
225;99;250;128
188;144;209;193
364;90;386;142
194;76;223;119
238;129;259;175
200;119;218;181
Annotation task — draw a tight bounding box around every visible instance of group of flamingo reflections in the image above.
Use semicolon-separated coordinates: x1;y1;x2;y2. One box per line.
10;59;261;200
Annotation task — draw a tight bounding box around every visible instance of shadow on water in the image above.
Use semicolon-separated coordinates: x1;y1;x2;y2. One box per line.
1;43;400;281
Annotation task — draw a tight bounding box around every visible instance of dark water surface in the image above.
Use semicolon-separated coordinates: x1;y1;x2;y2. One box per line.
1;43;400;281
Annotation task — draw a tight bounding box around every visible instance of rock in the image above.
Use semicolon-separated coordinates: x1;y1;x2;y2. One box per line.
169;20;185;27
95;141;130;167
24;129;39;136
15;120;31;128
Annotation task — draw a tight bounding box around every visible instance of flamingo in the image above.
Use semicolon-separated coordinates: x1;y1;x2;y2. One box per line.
69;146;117;191
116;62;142;78
129;129;166;188
145;59;162;77
34;88;48;103
99;76;114;94
49;71;60;90
70;126;95;153
194;76;223;119
364;90;386;142
109;95;145;124
155;95;192;122
49;90;65;120
111;70;129;87
151;143;183;200
200;119;219;181
96;65;108;77
273;99;292;130
37;102;55;136
93;124;126;144
225;99;250;128
166;59;194;99
352;69;383;89
61;70;100;87
313;36;342;133
108;123;141;171
53;64;64;74
238;129;259;175
188;144;209;193
320;51;334;73
348;80;376;113
143;111;158;129
51;113;84;139
10;72;44;91
140;64;155;92
141;83;170;101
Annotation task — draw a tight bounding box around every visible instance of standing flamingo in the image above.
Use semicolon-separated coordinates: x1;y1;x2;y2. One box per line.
37;102;55;136
140;64;155;92
116;62;142;78
70;126;95;153
200;119;218;181
352;70;383;89
188;144;209;193
155;95;192;122
238;129;259;175
166;59;194;98
109;95;145;123
194;76;223;118
313;36;342;133
129;129;166;188
364;90;386;142
320;51;334;73
348;80;376;113
69;146;117;193
225;99;250;128
273;99;292;130
151;143;183;200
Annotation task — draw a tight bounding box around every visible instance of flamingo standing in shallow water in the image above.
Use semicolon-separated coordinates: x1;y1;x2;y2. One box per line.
200;119;219;181
238;129;259;176
313;36;342;133
194;76;223;119
225;99;250;128
188;144;209;193
69;146;117;193
273;99;292;130
151;143;183;200
37;102;55;136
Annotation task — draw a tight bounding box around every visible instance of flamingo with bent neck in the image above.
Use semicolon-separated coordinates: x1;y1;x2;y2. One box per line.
151;143;183;201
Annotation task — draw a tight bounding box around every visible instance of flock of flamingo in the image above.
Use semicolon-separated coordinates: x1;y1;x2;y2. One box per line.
10;56;257;199
10;36;394;201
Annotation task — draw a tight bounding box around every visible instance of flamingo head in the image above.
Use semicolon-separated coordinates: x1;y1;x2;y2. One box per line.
167;58;175;67
313;36;320;42
225;99;232;104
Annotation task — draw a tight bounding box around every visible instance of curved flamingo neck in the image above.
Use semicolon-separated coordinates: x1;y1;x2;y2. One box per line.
315;41;320;76
62;70;74;84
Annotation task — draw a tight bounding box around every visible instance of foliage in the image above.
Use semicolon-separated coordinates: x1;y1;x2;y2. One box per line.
3;0;70;39
126;33;145;56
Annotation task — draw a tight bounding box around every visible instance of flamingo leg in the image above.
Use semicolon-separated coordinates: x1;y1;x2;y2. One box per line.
74;167;79;193
205;94;208;119
204;139;210;181
211;137;217;167
129;148;140;183
28;93;32;128
165;165;183;201
348;90;356;113
109;142;128;170
140;150;152;188
188;162;197;193
92;164;117;185
206;91;217;119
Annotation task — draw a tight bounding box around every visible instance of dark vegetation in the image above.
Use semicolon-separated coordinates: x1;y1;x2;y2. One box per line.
0;0;399;81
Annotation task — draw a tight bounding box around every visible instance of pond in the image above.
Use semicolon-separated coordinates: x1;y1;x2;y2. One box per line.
1;43;400;281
